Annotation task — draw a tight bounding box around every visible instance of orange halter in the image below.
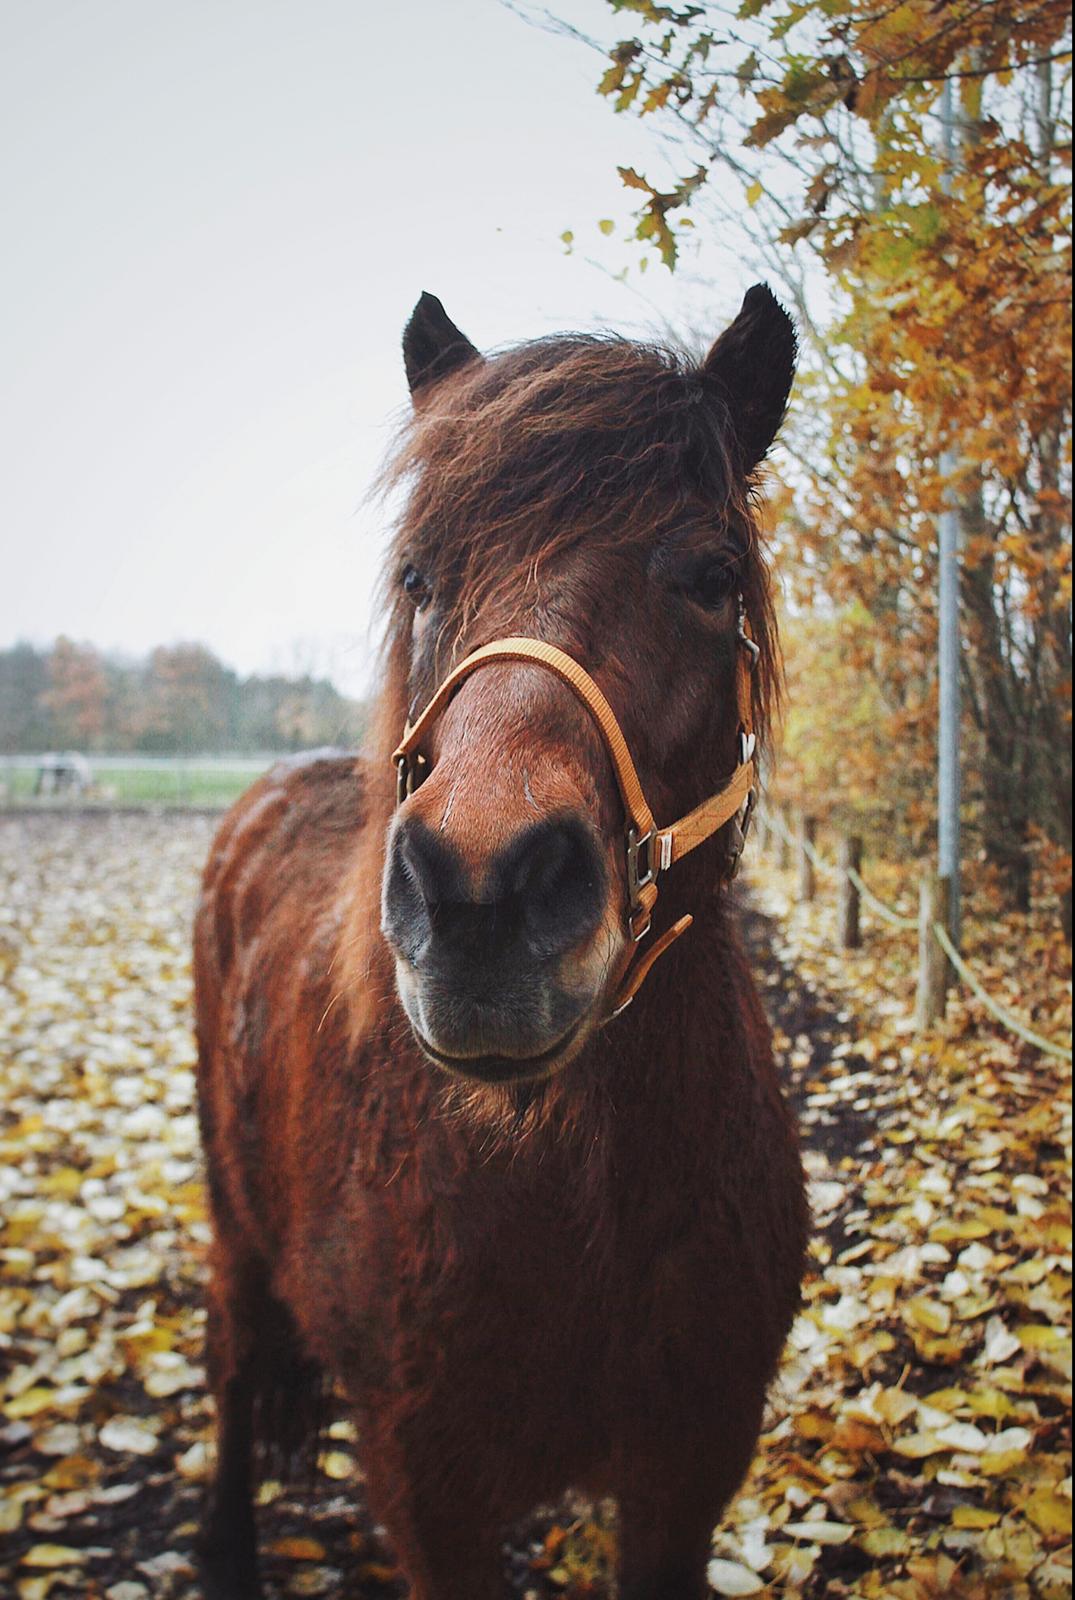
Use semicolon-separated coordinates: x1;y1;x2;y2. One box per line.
392;615;758;1018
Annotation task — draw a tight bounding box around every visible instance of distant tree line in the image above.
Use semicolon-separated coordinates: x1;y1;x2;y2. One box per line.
0;639;368;755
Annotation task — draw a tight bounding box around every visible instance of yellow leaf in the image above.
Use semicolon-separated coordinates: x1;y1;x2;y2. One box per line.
269;1536;327;1560
746;180;764;207
771;1543;820;1583
931;1219;993;1243
18;1581;57;1600
1017;1323;1066;1349
36;1169;83;1198
794;1408;834;1440
1023;1489;1073;1538
964;1389;1017;1420
982;1452;1029;1485
922;1387;967;1411
910;1333;967;1364
20;1547;88;1569
892;1431;943;1459
904;1297;951;1334
952;1506;1000;1528
907;1554;961;1591
858;1527;913;1558
5;1388;57;1420
42;1456;98;1491
843;1496;888;1528
874;1387;918;1426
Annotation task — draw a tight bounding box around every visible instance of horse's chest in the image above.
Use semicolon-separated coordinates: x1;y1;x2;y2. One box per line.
318;1157;723;1395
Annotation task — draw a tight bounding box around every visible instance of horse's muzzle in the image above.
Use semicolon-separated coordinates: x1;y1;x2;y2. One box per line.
381;812;610;1081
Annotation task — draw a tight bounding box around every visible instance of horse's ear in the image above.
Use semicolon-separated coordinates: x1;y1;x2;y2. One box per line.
702;284;797;470
403;292;481;399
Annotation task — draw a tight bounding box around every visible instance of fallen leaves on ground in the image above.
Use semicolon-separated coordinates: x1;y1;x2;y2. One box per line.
0;817;405;1599
703;849;1071;1600
0;816;1069;1598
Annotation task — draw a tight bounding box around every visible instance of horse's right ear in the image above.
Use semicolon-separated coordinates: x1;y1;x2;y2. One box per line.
403;292;481;399
702;284;797;470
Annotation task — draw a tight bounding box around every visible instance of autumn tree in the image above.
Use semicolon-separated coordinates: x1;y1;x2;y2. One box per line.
0;641;367;756
134;645;236;754
42;637;109;748
558;0;1072;915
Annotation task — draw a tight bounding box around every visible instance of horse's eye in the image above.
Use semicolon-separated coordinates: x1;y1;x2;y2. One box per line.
689;559;738;610
402;564;432;610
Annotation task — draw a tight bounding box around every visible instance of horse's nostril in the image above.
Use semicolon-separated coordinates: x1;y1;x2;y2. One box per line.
495;817;606;959
383;815;606;965
382;820;463;961
398;824;457;911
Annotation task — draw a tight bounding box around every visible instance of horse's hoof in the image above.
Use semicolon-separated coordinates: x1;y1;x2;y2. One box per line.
197;1543;262;1600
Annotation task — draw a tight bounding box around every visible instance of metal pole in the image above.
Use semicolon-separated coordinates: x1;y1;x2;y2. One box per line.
938;77;962;946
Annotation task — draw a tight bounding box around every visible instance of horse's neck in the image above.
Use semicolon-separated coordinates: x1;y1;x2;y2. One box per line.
336;770;398;1040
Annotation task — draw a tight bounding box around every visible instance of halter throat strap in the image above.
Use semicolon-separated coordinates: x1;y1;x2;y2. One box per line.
392;626;757;1017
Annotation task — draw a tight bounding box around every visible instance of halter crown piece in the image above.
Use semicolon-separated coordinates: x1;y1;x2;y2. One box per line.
392;609;759;1019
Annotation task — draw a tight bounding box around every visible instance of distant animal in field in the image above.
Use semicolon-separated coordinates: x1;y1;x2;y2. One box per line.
34;751;93;797
194;283;808;1599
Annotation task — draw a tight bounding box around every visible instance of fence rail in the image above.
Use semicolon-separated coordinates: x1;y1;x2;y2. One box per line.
764;810;1071;1064
0;753;278;810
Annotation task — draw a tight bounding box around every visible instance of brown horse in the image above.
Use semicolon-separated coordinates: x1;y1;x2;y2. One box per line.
193;286;809;1600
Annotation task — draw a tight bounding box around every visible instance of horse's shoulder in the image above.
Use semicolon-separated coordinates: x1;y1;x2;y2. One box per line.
211;747;365;856
196;751;368;962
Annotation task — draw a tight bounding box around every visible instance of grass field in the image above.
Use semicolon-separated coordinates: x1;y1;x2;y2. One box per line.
0;757;273;809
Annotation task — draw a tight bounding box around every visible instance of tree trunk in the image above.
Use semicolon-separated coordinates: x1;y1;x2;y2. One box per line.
960;488;1033;911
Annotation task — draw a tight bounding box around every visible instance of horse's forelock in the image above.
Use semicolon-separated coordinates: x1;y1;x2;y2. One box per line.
377;333;782;760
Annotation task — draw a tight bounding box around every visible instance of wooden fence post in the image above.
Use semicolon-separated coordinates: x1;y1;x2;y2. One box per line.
916;870;952;1030
776;810;791;870
838;834;863;949
797;815;817;903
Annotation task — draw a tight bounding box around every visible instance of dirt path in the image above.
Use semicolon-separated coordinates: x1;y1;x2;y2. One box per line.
1;818;1069;1599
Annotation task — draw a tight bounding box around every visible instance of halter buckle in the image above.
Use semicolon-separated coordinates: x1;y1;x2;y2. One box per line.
726;788;757;881
395;752;428;807
626;825;656;935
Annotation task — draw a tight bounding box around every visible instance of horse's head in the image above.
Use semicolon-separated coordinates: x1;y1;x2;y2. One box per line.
379;289;794;1084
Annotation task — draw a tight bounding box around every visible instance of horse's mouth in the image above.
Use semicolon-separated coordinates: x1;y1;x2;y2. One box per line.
412;1017;584;1084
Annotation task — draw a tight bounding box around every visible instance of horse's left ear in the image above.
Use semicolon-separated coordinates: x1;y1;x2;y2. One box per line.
403;292;481;399
702;284;797;470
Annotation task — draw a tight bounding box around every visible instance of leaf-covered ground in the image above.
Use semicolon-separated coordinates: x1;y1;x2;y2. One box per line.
0;815;1070;1599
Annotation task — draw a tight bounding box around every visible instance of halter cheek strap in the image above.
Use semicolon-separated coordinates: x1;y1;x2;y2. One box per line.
392;621;758;1018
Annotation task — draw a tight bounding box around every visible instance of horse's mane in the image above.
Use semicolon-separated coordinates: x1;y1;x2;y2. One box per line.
375;332;782;761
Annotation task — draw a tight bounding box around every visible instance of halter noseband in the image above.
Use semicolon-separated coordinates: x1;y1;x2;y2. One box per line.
391;614;758;1018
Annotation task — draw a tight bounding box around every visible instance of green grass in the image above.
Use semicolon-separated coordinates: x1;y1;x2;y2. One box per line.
0;761;272;809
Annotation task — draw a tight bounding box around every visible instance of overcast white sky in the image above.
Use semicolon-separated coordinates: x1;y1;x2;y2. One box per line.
2;0;756;695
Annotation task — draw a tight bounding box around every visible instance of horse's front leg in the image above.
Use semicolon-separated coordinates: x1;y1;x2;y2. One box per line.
616;1431;758;1600
617;1487;716;1600
360;1405;508;1600
198;1258;263;1600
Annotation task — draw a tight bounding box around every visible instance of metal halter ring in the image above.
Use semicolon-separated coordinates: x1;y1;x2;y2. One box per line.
395;752;428;807
626;826;657;932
